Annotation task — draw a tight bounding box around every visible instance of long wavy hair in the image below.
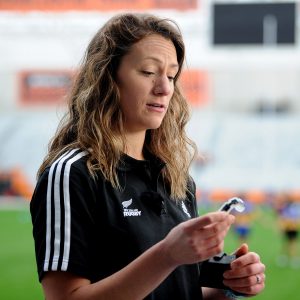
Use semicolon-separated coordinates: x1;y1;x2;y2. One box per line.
38;13;197;200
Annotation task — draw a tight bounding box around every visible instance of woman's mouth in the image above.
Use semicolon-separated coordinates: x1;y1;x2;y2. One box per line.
146;103;165;112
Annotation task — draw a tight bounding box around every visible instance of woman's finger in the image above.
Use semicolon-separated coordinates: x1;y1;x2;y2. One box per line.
184;212;234;232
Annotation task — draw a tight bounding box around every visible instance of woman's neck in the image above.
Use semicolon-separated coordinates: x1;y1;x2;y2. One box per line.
124;131;146;160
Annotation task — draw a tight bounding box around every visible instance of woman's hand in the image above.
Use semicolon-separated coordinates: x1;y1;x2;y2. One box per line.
223;243;266;296
161;212;235;267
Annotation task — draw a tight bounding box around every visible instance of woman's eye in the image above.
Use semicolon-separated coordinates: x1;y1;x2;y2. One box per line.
168;76;175;82
141;71;154;76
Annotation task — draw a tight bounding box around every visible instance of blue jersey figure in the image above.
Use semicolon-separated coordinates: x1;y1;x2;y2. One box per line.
233;200;257;244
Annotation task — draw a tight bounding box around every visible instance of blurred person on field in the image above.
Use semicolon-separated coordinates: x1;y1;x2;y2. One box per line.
274;192;300;268
232;197;259;245
30;13;266;300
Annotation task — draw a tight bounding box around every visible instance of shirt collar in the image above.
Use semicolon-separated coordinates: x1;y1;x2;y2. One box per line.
117;153;166;172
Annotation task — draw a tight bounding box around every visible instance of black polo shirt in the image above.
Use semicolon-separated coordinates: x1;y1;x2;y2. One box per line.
30;148;203;300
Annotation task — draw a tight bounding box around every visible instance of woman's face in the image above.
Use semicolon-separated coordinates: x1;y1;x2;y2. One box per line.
116;34;179;134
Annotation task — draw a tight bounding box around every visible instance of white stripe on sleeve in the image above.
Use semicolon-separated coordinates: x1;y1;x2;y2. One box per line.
43;150;73;271
43;149;81;271
51;149;79;270
61;151;88;270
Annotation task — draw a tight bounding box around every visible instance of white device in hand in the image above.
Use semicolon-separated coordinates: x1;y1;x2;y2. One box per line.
218;197;245;213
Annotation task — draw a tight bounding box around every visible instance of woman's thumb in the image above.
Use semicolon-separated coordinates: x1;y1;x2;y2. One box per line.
233;243;249;257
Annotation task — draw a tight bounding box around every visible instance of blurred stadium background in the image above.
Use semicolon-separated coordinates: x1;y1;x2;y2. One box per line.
1;0;300;299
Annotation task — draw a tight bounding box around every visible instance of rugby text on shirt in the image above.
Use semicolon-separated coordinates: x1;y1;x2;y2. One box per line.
122;199;142;217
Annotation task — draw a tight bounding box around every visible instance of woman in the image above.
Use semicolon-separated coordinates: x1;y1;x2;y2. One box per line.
30;13;265;299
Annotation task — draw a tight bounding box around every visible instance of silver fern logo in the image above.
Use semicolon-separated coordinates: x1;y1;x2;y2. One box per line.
122;199;132;208
122;199;141;217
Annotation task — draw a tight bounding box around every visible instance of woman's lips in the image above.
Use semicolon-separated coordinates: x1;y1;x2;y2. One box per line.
146;103;165;112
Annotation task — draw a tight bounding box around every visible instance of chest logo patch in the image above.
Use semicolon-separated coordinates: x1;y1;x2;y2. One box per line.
122;199;142;217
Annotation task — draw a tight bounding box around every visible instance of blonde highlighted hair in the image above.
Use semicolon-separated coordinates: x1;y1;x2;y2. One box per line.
38;13;197;199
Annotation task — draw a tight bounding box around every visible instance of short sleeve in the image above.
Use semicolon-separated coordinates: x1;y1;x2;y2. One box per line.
30;150;97;282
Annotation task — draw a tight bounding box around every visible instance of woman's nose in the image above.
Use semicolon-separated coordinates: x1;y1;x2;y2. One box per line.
153;76;172;96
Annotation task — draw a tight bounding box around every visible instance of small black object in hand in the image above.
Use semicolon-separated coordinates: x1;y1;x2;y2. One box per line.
199;252;236;289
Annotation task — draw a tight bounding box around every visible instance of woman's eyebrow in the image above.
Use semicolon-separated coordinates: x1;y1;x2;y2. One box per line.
143;56;179;69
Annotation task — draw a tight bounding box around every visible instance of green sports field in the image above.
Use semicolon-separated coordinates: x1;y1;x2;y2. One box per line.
0;203;299;299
